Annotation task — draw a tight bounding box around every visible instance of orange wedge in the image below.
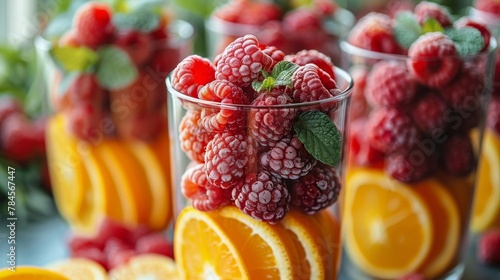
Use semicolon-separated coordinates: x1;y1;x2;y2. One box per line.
47;258;107;280
174;206;250;279
108;254;177;280
0;267;68;280
310;209;341;279
344;168;433;279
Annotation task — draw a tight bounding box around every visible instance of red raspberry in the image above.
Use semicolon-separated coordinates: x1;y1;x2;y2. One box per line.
285;49;335;80
248;88;296;146
478;229;500;266
171;55;216;98
455;17;491;51
348;118;385;166
0;113;38;163
367;107;420;153
349;66;369;120
73;2;113;48
441;133;474;176
347;12;404;54
0;96;23;126
114;29;153;66
148;47;182;80
104;238;133;257
385;0;414;18
136;233;174;258
66;104;105;140
233;171;290;224
67;74;105;106
68;235;102;252
198;80;249;132
215;35;273;88
440;68;485;111
261;45;285;68
385;147;436;183
487;94;500;134
410;91;450;135
256;22;287;53
364;60;417;107
407;32;460;88
213;0;281;25
414;1;453;27
94;217;132;248
260;135;317;180
282;8;328;53
204;132;249;189
108;249;138;270
313;0;338;15
179;110;215;163
114;112;165;142
128;226;154;244
475;0;500;15
290;164;341;214
71;247;108;270
292;63;340;105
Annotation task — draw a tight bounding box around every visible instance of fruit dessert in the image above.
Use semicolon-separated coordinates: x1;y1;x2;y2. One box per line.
39;1;192;235
341;2;496;279
205;0;354;64
167;35;352;279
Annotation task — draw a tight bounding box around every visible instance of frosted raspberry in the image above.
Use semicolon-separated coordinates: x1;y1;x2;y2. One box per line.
410;91;450;135
487;95;500;134
478;229;500;265
171;55;216;98
367;107;420;153
285;49;335;79
73;2;113;48
248;88;296;146
204;132;249;189
407;32;460;88
365;61;417;107
414;1;453;27
216;35;273;87
233;171;290;224
385;0;414;18
213;0;281;25
475;0;500;15
261;45;285;68
349;66;369;120
292;63;341;108
348;118;385;166
114;30;152;66
198;80;249;133
440;69;485;111
455;17;491;52
282;8;329;53
179;110;215;163
385;147;436;183
290;164;341;214
260;135;317;180
441;133;474;176
347;12;404;54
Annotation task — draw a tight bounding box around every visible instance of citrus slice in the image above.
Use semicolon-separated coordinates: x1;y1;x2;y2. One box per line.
344;168;433;279
472;130;500;232
174;206;250;279
47;258;107;280
413;179;460;278
0;267;68;280
211;206;300;279
108;254;177;280
310;209;341;279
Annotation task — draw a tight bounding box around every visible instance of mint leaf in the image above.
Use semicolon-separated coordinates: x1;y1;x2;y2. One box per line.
445;27;484;56
96;46;138;89
50;46;99;72
271;61;299;88
113;7;161;32
393;11;422;49
293;111;342;166
422;18;444;34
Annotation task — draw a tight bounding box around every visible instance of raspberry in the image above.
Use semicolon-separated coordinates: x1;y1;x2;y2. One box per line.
261;45;285;68
290;164;341;214
233;171;290;224
68;235;102;252
282;8;328;53
256;22;287;52
407;32;460;88
215;35;273;88
364;61;417;107
114;111;165;141
104;238;133;257
94;217;132;248
0;113;38;163
475;0;500;15
441;133;474;176
349;66;369;120
67;74;104;106
347;12;404;54
348;118;385;166
367;107;420;153
487;94;500;134
171;55;216;98
73;2;113;48
410;91;450;135
136;233;174;258
478;230;500;266
385;147;436;183
213;0;281;25
440;69;485;111
204;132;249;189
114;29;153;66
385;0;414;18
198;80;249;132
455;17;491;51
108;249;138;270
292;63;340;105
414;1;453;27
285;49;335;80
260;135;317;180
148;47;181;80
248;88;296;146
0;95;23;126
179;110;214;163
71;247;108;270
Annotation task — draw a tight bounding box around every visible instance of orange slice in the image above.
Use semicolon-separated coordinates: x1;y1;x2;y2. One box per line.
344;168;433;279
174;206;250;279
0;267;68;280
310;209;341;279
472;130;500;232
413;179;460;278
108;254;177;280
47;258;107;280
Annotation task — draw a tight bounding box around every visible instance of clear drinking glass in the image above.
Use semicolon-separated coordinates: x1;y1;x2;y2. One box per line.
167;66;353;279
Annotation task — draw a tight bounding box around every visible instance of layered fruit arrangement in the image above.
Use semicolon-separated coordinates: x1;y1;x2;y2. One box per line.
168;34;351;279
342;1;495;279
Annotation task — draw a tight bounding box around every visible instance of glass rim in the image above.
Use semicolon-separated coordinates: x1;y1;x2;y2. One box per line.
468;7;500;26
166;66;354;109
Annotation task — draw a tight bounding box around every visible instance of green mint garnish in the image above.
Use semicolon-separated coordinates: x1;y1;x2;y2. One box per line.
50;46;99;72
393;11;422;49
252;61;299;92
113;6;161;32
445;27;484;56
293;110;342;166
96;46;138;89
422;18;444;34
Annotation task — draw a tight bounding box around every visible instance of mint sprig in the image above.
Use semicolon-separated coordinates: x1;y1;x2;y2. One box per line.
293;111;342;166
393;11;422;49
422;18;444;34
50;46;99;72
252;61;299;92
445;27;484;56
96;46;138;89
113;6;161;32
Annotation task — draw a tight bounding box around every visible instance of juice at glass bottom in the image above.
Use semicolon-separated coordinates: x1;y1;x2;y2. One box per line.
167;34;353;279
340;2;497;279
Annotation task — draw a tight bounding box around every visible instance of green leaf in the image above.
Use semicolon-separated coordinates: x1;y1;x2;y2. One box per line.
422;18;444;34
113;6;161;32
293;111;342;166
271;61;299;88
393;11;422;49
50;46;99;72
96;46;138;89
445;27;484;56
172;0;219;17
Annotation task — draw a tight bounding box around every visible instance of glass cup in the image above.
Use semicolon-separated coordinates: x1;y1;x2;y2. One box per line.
35;19;193;236
339;36;497;279
167;67;353;279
